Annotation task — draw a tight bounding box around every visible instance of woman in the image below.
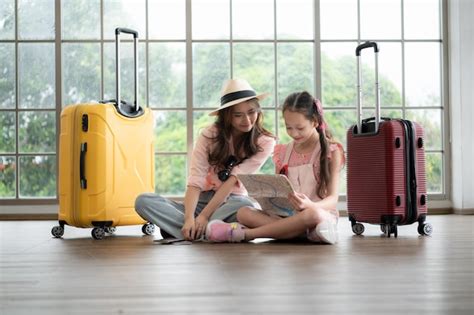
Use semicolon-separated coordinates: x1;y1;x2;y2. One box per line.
135;79;275;241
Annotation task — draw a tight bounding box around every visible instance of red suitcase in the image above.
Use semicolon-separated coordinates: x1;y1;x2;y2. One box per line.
346;42;433;237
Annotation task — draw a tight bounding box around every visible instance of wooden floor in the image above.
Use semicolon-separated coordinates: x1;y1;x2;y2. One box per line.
0;215;473;314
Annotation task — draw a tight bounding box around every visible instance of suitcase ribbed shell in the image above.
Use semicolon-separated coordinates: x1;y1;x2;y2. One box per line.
346;120;427;224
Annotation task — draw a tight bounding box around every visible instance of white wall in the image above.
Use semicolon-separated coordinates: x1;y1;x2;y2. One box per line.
449;0;474;213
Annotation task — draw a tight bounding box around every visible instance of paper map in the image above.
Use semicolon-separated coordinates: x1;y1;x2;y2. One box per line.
237;174;296;217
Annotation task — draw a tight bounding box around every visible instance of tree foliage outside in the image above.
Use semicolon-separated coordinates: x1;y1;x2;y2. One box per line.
0;43;444;197
0;1;444;198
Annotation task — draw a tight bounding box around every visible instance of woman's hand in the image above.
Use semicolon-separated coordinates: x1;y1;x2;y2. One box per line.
194;214;209;239
181;218;196;241
288;192;314;212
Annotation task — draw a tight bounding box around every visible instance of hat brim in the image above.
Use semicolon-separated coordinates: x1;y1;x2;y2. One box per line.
208;92;269;116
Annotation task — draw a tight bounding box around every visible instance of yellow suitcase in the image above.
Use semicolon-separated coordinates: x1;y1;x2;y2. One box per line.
51;28;155;239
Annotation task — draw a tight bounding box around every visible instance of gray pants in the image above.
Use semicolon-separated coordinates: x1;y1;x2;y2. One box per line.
135;191;256;239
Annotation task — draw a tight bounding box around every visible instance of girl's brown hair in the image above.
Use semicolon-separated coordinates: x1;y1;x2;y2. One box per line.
207;98;274;170
282;91;338;199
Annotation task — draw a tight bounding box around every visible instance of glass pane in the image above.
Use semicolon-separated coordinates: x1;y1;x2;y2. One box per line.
193;43;230;108
406;109;442;150
62;0;100;39
18;0;55;40
62;43;101;106
0;156;16;198
233;43;274;107
103;0;146;39
19;155;56;198
19;111;56;153
19;43;55;109
232;0;273;40
359;42;402;107
0;43;15;109
259;157;274;175
381;108;402;119
362;108;403;120
378;42;402;106
405;43;441;107
320;0;357;40
360;0;401;40
321;42;356;107
0;0;15;39
154;111;186;152
261;109;276;136
149;0;185;39
277;43;314;105
104;42;147;106
149;43;186;108
277;110;292;144
426;152;442;193
324;109;356;149
155;155;186;195
404;0;440;39
276;0;313;39
193;111;215;143
0;112;15;153
192;0;230;39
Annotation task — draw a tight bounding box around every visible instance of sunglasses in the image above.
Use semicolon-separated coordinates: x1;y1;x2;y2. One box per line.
218;155;238;182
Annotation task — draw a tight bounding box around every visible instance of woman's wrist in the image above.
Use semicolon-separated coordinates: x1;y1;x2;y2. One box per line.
198;210;210;220
184;215;195;222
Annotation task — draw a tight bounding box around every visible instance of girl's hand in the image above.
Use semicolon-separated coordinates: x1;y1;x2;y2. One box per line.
194;214;209;239
181;218;196;241
288;192;313;211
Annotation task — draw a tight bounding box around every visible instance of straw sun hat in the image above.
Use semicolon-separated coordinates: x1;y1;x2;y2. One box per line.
208;78;269;116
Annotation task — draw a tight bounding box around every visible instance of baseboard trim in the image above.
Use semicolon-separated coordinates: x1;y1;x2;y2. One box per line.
338;208;452;217
453;208;474;215
0;208;454;221
0;214;58;220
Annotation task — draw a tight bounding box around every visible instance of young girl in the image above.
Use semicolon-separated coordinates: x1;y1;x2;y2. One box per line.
206;91;345;244
135;79;275;241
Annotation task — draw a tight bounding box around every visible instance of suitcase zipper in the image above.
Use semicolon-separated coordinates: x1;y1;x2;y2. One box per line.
399;119;418;224
71;106;79;226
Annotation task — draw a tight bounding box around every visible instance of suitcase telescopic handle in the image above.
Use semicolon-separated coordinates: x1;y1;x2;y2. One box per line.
115;27;139;113
356;41;379;56
355;41;381;134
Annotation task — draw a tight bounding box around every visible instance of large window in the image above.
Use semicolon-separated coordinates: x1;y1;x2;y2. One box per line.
0;0;446;202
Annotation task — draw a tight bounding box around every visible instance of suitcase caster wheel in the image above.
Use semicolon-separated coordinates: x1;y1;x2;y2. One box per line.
384;224;391;238
418;223;433;236
352;223;365;235
91;227;105;240
104;227;116;234
142;223;155;235
51;225;64;238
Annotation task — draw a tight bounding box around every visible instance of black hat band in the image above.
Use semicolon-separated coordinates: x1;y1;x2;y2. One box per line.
220;90;257;106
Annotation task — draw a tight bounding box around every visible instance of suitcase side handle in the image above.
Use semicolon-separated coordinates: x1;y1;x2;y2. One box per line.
356;41;381;134
115;27;143;117
80;143;87;189
361;116;391;124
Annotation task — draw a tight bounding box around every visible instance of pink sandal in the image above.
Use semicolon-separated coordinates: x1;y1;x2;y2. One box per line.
206;220;246;243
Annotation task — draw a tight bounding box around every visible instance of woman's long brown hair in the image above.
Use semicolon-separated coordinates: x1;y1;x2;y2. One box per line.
282;91;339;199
207;98;274;170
